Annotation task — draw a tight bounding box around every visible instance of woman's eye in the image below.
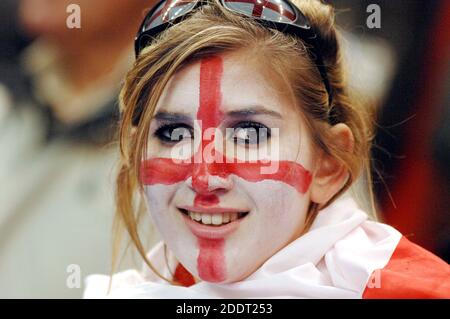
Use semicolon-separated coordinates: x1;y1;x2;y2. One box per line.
154;123;193;144
231;121;271;145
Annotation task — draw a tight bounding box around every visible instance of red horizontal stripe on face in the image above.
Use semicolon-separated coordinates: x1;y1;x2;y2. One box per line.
140;157;191;185
141;157;312;193
140;55;312;194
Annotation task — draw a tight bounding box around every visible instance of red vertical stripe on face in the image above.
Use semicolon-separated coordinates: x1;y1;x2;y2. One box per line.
194;57;226;282
194;194;220;207
197;56;224;130
191;56;224;197
197;238;226;282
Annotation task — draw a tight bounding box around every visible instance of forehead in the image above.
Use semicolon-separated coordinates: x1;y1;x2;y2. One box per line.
154;50;296;117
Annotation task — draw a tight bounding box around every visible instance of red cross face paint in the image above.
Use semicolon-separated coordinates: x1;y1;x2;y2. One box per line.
142;50;315;283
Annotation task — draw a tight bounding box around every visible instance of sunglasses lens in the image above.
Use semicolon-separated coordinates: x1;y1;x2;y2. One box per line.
142;0;198;32
223;0;298;24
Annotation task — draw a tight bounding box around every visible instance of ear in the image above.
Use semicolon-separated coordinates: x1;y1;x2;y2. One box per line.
310;123;354;206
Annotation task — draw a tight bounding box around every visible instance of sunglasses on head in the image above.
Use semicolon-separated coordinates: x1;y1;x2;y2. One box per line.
133;0;333;124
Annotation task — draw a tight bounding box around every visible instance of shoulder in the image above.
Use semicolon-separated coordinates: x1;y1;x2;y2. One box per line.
363;236;450;299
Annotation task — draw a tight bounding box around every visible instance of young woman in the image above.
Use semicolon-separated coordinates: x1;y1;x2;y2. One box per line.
84;0;450;298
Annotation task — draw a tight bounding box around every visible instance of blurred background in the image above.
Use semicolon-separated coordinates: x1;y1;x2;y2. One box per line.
0;0;448;298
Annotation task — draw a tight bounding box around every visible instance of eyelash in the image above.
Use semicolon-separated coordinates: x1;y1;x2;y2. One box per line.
153;121;271;145
232;121;271;145
153;123;193;144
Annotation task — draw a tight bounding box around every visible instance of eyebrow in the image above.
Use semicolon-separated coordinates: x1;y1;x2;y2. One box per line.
153;111;192;122
152;105;283;122
226;106;283;119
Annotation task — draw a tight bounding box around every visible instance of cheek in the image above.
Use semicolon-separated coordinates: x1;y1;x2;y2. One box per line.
144;184;179;232
242;179;310;231
144;184;200;266
220;178;310;282
280;128;314;163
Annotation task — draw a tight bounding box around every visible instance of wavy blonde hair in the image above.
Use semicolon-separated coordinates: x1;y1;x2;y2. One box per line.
113;0;375;284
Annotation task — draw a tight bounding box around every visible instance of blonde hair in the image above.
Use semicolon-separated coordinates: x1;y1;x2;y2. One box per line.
113;0;375;284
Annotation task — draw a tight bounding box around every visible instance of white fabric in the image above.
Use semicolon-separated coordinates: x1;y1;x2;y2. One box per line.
84;196;402;299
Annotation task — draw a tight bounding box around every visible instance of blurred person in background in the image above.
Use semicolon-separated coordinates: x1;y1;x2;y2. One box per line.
0;0;157;298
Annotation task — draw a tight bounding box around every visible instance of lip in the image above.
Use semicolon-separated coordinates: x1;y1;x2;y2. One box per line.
177;205;245;215
179;209;248;239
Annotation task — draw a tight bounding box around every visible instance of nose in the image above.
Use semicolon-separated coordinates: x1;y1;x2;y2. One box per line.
190;161;233;194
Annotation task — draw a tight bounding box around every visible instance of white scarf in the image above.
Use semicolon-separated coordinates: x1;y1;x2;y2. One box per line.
84;196;401;298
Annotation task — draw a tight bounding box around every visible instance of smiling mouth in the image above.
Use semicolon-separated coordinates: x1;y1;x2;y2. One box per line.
178;208;249;226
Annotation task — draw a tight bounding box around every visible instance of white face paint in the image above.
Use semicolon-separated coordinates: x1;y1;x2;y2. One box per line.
142;50;316;283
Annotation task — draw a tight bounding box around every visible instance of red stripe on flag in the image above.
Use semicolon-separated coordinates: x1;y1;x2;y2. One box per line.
173;263;196;287
251;0;265;17
363;236;450;298
226;0;296;21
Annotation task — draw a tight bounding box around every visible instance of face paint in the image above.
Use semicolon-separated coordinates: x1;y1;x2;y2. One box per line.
142;50;315;283
197;238;226;282
194;194;219;207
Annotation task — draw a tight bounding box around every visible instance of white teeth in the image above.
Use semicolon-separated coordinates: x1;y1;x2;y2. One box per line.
212;214;222;225
201;214;212;225
185;210;247;226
